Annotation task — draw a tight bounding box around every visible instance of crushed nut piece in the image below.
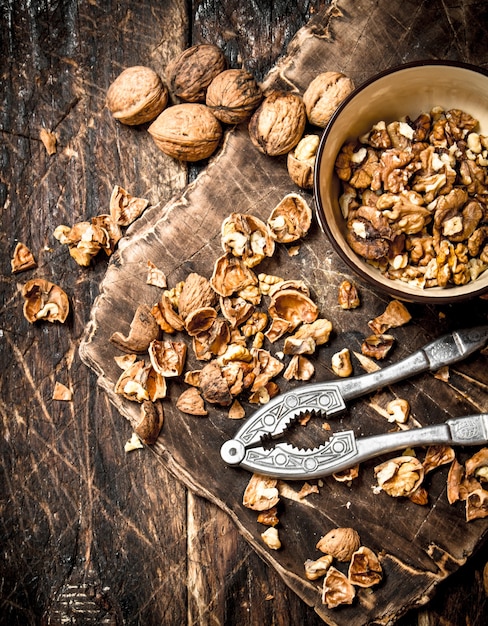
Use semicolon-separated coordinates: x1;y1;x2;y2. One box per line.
331;348;353;377
53;381;72;401
304;555;333;581
243;474;280;511
124;432;144;452
348;546;383;588
261;526;281;550
374;455;424;497
11;242;37;273
386;398;410;423
176;387;207;415
322;566;356;608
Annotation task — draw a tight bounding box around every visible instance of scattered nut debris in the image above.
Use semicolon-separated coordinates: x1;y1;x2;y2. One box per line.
368;300;411;334
331;348;353;377
348;546;382;588
257;506;279;527
22;278;69;324
361;333;395;359
53;381;72;401
11;242;37;273
304;555;333;581
386;398;410;423
110;185;149;226
322;566;356;608
337;279;360;309
261;526;281;550
176;387;207;416
374;455;424;497
243;474;280;511
40;128;57;155
124;432;144;452
287;134;320;189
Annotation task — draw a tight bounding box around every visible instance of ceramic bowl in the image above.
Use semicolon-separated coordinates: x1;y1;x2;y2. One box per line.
314;60;488;303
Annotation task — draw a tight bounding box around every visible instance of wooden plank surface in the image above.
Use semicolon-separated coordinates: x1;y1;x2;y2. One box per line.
1;1;487;625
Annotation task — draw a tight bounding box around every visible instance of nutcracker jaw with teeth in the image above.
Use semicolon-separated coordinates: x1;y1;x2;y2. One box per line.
220;326;488;480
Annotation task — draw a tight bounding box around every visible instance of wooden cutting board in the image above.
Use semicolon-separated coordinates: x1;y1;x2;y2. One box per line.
80;1;488;623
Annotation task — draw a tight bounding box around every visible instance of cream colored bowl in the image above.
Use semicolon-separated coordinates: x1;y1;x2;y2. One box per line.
314;61;488;303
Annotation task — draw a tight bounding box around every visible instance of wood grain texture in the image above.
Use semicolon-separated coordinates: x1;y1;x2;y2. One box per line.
1;1;487;625
79;1;488;624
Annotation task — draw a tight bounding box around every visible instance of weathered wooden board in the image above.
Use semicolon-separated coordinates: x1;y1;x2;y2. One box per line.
79;1;488;624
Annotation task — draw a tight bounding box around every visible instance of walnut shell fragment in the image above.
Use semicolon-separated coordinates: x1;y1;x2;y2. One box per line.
268;290;319;333
53;381;72;401
348;546;383;588
287;134;320;189
167;43;226;103
114;360;166;403
106;66;168;125
206;68;262;124
148;339;187;377
176;387;207;416
361;334;395;360
148;103;222;162
242;473;280;511
11;242;37;273
210;253;258;297
368;300;412;334
303;71;355;128
134;400;164;444
110;304;160;353
109;185;149;226
316;527;361;562
22;278;69;324
322;566;356;608
304;555;333;581
40;128;57;155
267;193;312;243
375;455;425;497
249;91;306;156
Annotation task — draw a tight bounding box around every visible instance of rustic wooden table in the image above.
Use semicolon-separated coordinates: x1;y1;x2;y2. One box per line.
1;1;487;625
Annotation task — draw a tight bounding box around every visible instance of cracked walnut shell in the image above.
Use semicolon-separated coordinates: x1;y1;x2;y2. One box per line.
148;103;222;162
106;66;168;125
206;69;262;124
22;278;69;324
248;91;306;156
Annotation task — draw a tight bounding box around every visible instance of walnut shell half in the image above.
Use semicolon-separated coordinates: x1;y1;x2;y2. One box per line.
106;66;168;125
148;103;222;161
248;91;306;156
22;278;69;324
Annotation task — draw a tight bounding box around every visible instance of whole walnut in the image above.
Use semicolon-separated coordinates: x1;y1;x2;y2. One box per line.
148;103;222;161
206;69;262;124
303;71;355;128
106;66;168;125
167;43;226;102
248;91;306;156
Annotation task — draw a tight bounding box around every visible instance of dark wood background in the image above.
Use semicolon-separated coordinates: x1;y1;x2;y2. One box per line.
1;1;487;625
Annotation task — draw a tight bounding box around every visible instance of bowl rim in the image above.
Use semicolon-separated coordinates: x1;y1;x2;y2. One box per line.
313;59;488;303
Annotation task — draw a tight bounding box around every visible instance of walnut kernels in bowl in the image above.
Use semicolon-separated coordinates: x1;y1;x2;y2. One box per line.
106;66;168;125
314;61;488;303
